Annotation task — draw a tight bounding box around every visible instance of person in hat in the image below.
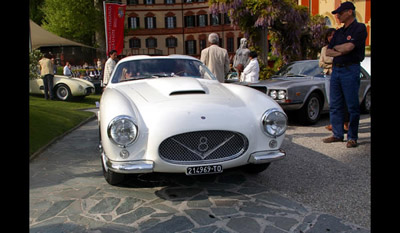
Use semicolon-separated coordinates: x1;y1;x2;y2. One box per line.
322;1;367;148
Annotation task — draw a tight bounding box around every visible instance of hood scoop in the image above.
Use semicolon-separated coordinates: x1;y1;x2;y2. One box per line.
170;90;206;96
147;77;207;97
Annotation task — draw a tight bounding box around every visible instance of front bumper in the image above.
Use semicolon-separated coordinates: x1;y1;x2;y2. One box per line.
248;149;286;164
102;149;285;174
102;152;154;174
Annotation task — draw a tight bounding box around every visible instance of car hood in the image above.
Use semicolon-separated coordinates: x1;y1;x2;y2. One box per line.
257;76;320;89
118;77;239;104
104;78;258;132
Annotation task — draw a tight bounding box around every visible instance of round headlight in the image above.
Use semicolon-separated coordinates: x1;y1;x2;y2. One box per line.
261;109;287;137
107;115;138;147
270;90;277;99
278;90;286;100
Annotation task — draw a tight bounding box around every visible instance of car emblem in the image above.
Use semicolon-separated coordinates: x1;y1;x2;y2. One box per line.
171;135;236;160
197;137;209;152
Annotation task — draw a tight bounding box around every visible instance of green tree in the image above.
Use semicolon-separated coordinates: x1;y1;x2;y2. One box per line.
29;50;43;80
41;0;102;46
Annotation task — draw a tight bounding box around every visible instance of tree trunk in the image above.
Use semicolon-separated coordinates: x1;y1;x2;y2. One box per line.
255;28;268;65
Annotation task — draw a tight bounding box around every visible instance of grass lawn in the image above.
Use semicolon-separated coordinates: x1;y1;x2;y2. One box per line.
29;94;101;156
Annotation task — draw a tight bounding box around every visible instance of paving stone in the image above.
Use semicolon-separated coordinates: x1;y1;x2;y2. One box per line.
267;216;299;231
187;195;213;208
115;197;142;215
141;216;194;233
36;200;74;222
227;216;260;233
89;197;120;214
307;214;352;233
184;209;218;226
113;207;155;224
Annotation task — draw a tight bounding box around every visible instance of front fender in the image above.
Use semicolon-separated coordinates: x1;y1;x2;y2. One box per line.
99;88;148;162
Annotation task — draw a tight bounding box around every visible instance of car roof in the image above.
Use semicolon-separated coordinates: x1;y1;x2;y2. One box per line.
118;54;199;63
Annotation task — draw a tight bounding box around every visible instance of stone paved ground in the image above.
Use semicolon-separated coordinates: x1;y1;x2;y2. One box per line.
30;118;370;232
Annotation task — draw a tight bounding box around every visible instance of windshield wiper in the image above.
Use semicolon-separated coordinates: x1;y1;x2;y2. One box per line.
120;77;139;82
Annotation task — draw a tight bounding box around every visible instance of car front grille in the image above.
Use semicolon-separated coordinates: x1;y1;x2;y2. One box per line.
158;130;248;164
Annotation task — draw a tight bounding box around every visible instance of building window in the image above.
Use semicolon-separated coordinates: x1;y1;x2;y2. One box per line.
165;16;176;28
165;0;175;4
145;17;156;29
128;17;139;29
166;37;177;48
184;15;196;27
199;39;206;51
197;14;207;27
186;40;197;55
145;0;155;5
127;0;139;4
227;37;234;53
146;38;157;48
129;38;141;48
210;14;221;26
224;13;231;25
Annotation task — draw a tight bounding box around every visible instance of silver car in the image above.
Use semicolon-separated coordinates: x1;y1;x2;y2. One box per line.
230;60;371;125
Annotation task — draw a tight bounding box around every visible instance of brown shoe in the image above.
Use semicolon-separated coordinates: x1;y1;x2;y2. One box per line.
322;136;343;143
325;125;332;131
344;122;349;133
346;140;358;148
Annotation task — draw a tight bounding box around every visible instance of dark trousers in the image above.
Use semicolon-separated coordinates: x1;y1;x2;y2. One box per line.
329;64;360;141
43;74;54;100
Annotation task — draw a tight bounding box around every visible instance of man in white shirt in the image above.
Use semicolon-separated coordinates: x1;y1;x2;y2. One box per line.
103;50;118;87
63;61;72;76
242;51;260;83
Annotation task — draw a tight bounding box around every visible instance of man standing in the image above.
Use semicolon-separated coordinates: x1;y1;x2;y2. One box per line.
103;50;118;87
63;61;72;76
39;53;54;100
200;33;230;82
323;2;367;148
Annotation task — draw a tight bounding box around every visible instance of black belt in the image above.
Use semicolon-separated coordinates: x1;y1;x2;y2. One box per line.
333;62;359;68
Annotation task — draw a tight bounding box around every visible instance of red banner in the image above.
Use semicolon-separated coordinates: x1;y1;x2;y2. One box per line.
104;3;126;55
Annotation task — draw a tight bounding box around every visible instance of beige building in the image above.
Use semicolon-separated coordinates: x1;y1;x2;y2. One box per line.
122;0;242;59
121;0;371;58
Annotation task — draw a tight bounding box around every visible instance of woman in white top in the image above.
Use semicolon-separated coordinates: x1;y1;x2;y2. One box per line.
242;51;260;83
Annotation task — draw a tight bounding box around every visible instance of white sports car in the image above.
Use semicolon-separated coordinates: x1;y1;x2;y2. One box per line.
29;75;95;101
98;55;287;185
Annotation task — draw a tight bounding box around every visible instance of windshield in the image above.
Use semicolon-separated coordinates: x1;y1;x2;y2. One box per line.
274;61;323;77
111;58;216;83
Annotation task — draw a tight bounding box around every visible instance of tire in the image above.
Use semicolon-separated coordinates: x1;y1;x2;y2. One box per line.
242;163;270;174
55;84;72;101
297;92;322;125
360;89;371;114
101;154;125;185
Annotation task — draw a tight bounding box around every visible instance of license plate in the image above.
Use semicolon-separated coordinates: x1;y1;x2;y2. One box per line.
186;165;223;175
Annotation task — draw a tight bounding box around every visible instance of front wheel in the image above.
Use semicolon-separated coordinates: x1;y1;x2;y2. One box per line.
55;84;72;101
101;155;125;185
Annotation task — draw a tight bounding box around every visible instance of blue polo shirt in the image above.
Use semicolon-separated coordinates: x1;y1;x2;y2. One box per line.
328;20;367;65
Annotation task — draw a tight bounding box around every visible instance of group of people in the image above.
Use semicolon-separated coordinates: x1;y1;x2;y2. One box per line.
200;33;260;84
63;61;102;80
